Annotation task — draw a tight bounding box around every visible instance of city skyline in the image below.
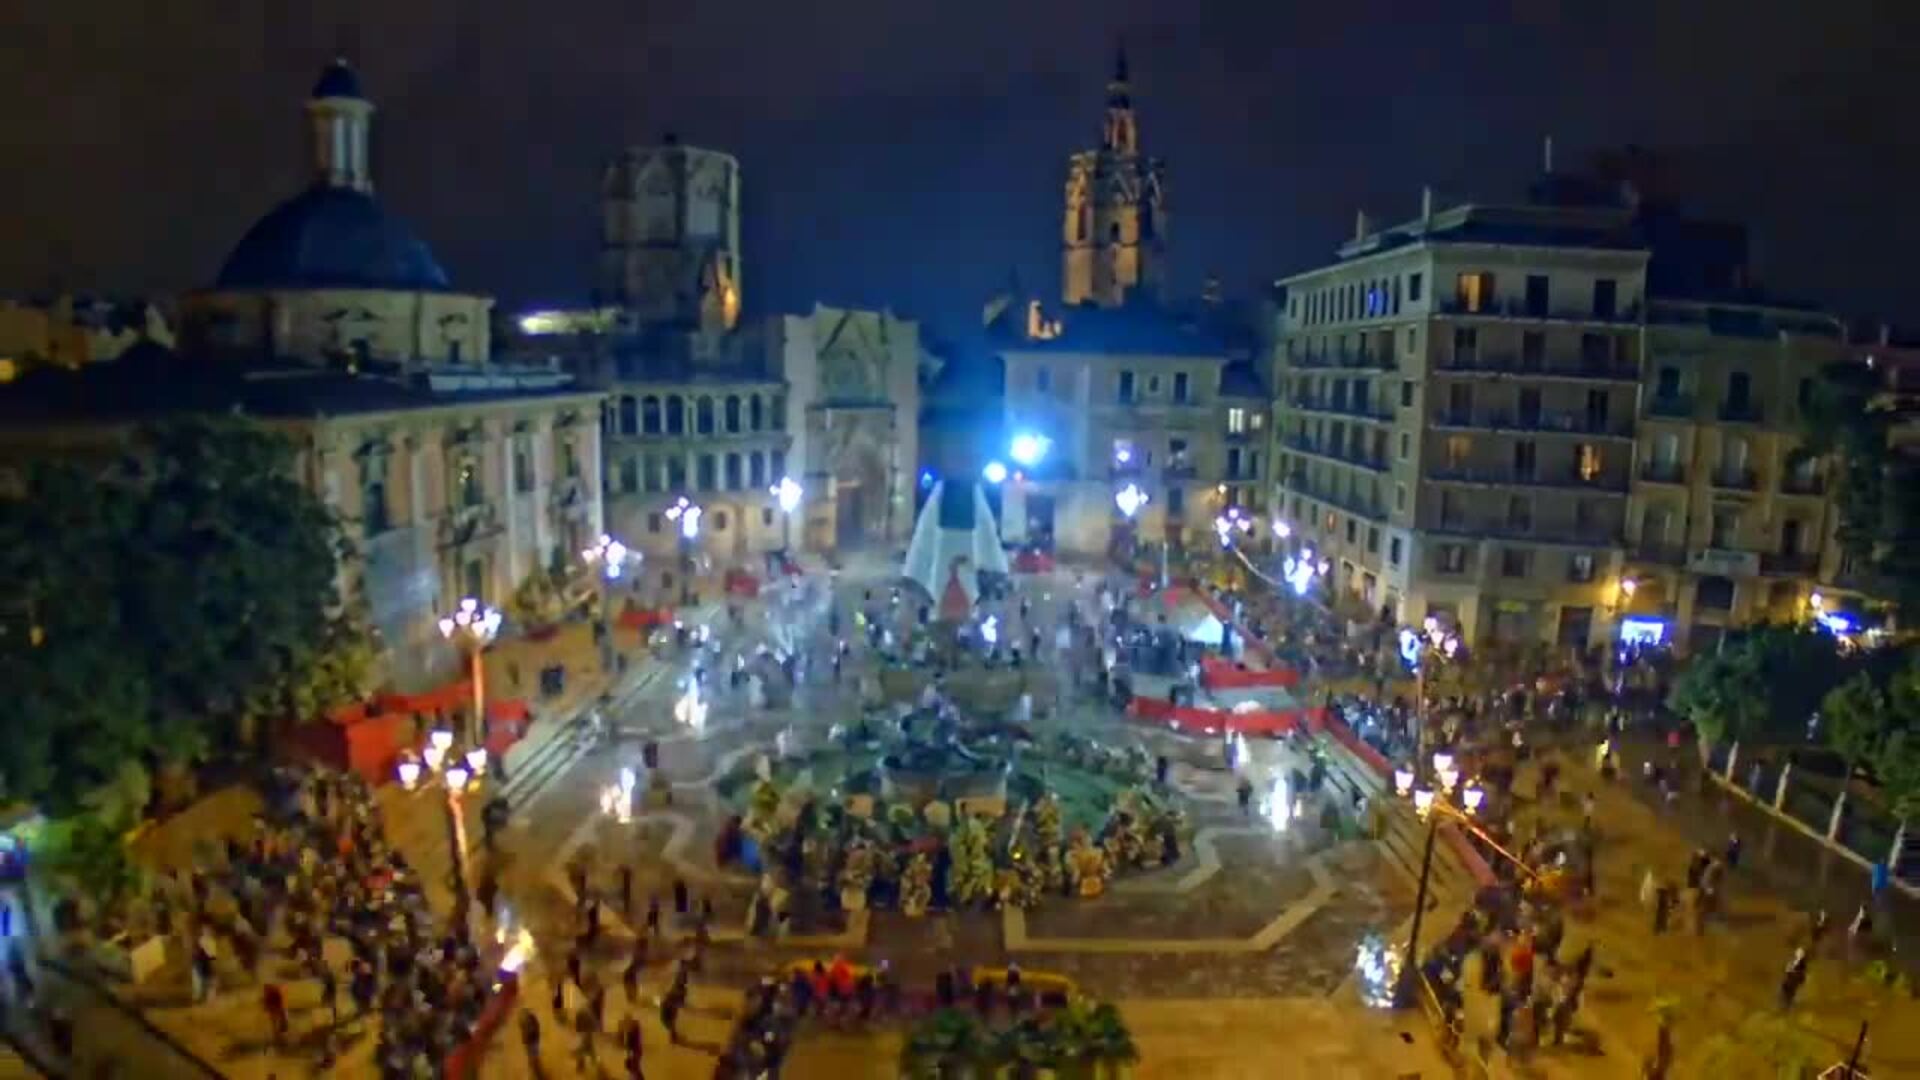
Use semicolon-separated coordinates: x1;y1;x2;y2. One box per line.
2;2;1916;335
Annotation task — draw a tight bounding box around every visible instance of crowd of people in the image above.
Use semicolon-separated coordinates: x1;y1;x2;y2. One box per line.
135;764;502;1076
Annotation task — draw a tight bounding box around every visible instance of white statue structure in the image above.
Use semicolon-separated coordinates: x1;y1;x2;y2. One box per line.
900;480;1009;618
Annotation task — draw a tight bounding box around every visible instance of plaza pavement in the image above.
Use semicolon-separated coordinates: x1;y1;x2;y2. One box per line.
1439;748;1920;1078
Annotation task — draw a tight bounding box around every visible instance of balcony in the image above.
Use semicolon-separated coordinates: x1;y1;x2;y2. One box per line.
1638;461;1686;485
1429;410;1633;438
438;499;503;549
1282;435;1389;474
1427;467;1629;494
1436;297;1644;324
1288;395;1395;422
1645;394;1695;419
1718;400;1766;424
1163;461;1198;482
1432;352;1640;383
1291;349;1398;373
1761;551;1819;576
1629;542;1688;566
1425;521;1622;547
1709;467;1758;491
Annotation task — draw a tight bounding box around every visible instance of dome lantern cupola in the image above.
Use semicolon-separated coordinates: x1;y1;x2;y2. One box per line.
306;58;374;193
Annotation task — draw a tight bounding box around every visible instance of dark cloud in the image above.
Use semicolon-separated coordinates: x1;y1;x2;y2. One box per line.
1;1;1916;332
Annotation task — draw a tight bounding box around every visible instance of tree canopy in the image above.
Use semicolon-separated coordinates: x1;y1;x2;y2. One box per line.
1802;358;1920;618
1821;655;1920;820
1668;624;1853;747
0;416;372;814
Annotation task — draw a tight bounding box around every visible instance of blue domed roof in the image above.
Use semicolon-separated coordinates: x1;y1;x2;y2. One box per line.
215;186;452;291
311;59;365;100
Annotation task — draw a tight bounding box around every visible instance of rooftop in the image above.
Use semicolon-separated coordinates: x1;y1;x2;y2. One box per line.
999;303;1227;359
0;347;592;430
215;186;453;292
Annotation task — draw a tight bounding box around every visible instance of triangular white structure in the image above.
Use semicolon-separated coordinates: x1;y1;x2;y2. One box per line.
902;480;1010;611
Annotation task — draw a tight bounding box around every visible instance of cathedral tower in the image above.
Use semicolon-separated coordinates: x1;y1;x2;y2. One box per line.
1062;46;1166;308
598;137;743;333
306;58;374;193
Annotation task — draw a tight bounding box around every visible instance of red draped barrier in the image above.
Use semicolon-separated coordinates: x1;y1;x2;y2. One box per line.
1013;549;1056;574
1128;696;1324;737
376;680;471;716
616;606;675;631
1199;657;1300;691
445;976;518;1079
725;569;761;597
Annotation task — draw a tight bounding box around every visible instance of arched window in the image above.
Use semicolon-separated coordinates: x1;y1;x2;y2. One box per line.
749;451;765;488
1109;221;1121;242
641;395;662;434
724;395;742;433
725;452;742;490
618;395;638;435
769;395;786;431
696;397;715;435
749;395;764;432
665;396;685;435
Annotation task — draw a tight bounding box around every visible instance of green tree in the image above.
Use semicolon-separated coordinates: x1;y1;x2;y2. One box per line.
1803;358;1920;619
1825;671;1893;781
0;417;368;812
1670;625;1850;749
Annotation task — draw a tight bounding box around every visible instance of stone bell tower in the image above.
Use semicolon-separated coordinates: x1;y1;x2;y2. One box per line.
1062;45;1167;308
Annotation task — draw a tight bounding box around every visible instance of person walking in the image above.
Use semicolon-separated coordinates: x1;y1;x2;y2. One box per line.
1778;947;1809;1010
261;981;289;1047
519;1009;541;1070
659;985;683;1044
1724;832;1742;871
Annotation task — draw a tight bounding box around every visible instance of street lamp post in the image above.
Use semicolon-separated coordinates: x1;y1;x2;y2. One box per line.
398;737;486;920
1392;777;1485;1009
1404;617;1461;778
665;496;702;606
582;533;634;675
437;598;502;746
771;475;803;556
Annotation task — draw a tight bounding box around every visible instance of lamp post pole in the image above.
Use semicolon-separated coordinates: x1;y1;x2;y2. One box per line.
437;598;501;747
666;497;702;607
1395;811;1439;1009
771;476;803;562
443;766;473;917
584;534;633;675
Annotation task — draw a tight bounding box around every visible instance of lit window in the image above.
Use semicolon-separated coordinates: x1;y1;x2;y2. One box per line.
1577;444;1602;482
1227;408;1246;434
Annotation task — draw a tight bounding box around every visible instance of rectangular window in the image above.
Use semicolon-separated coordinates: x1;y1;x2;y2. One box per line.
1366;526;1380;554
1448;382;1473;418
1580;332;1613;367
1389;536;1402;566
771;449;786;477
1576;443;1601;481
1521;331;1545;369
1400;380;1414;408
762;507;775;527
1500;547;1530;578
1568;553;1596;582
1227;407;1246;433
1118;370;1135;403
1525;274;1550;317
1507;495;1533;532
1455;272;1494;313
1167;486;1185;516
1513;440;1537;479
647;513;662;534
1452;326;1478;365
1345;518;1358;544
1226;447;1243;479
1438;543;1467;573
1173;371;1190;403
1399;432;1411;461
1407;272;1424;303
696;454;716;491
1396;482;1408;511
513;441;534;493
1593;278;1618;319
1445;434;1470;469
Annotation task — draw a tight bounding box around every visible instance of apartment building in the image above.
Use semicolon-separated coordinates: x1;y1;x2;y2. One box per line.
1272;198;1649;649
999;306;1253;556
1622;301;1847;651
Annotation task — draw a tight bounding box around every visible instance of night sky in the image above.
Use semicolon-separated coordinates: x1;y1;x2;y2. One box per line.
3;2;1916;336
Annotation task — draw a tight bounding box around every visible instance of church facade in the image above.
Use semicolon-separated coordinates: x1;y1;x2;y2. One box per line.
0;60;606;692
505;140;923;587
